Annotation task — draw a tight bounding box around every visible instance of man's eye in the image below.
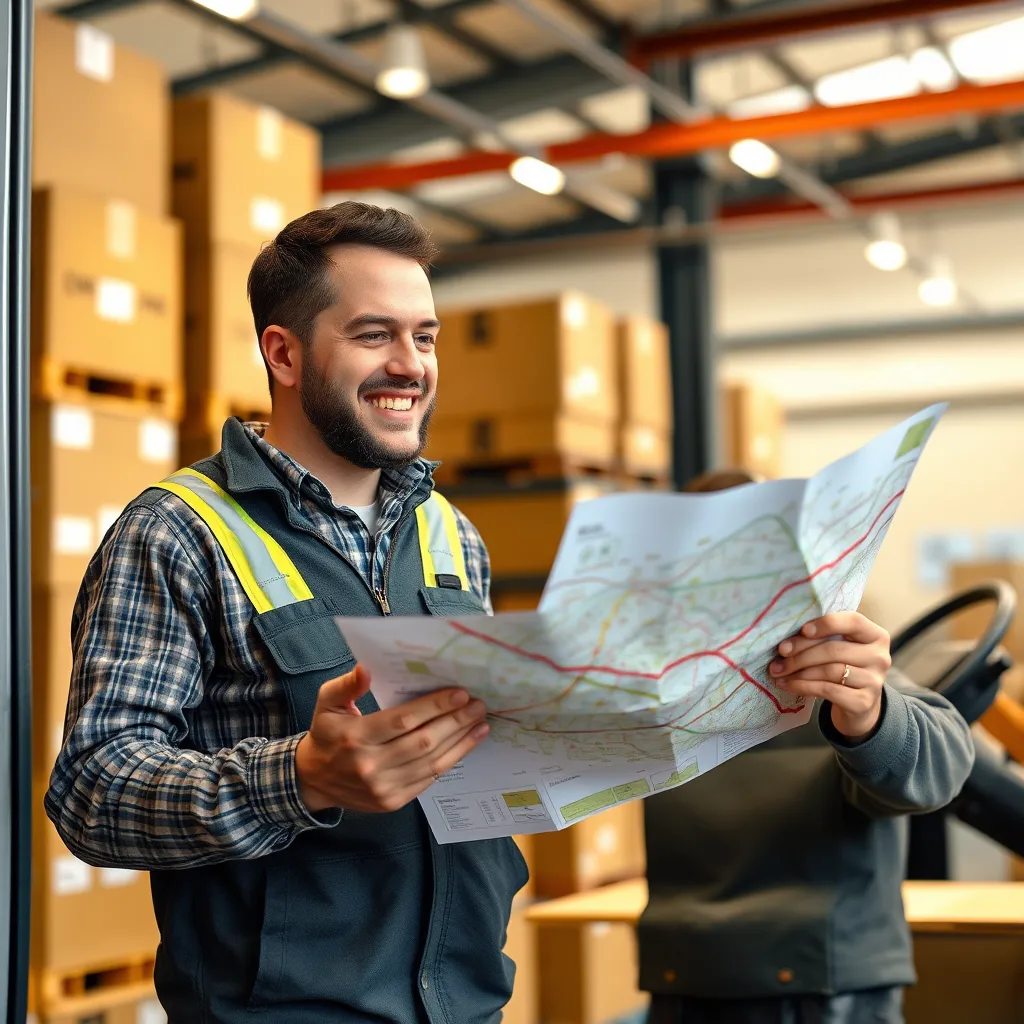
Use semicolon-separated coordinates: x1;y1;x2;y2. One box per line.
416;335;436;346
360;332;389;342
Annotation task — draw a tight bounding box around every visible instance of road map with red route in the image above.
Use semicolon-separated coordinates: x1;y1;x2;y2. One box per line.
338;404;946;842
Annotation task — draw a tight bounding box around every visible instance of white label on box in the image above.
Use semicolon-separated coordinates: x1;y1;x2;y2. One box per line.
100;866;139;888
578;851;597;880
636;323;653;354
52;406;94;450
562;296;588;329
55;516;95;555
106;200;137;259
97;504;123;537
589;922;612;939
565;365;601;402
75;23;114;82
137;998;168;1024
250;196;285;234
96;277;137;324
634;426;656;453
593;823;619;855
139;419;176;464
257;107;283;160
53;855;92;895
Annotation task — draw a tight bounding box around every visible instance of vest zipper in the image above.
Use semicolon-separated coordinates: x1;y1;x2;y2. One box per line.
282;495;424;618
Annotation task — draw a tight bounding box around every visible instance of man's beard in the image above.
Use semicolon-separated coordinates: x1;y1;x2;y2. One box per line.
298;360;436;471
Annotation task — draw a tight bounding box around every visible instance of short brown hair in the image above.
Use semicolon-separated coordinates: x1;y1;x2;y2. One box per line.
248;201;441;394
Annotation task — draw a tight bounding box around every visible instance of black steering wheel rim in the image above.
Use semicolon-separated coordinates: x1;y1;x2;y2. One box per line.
890;581;1017;703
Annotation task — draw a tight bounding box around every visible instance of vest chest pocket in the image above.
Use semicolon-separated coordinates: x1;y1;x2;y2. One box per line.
253;599;357;730
420;586;487;617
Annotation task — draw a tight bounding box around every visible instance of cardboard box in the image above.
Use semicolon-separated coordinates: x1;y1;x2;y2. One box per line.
172;92;320;250
31;188;182;396
30;398;178;585
538;920;647;1024
503;903;539;1024
532;801;646;899
721;382;784;480
447;480;617;579
617;316;671;433
33;14;168;216
621;423;672;480
492;587;544;613
427;412;617;470
32;789;159;975
435;295;618;424
32;584;81;778
513;833;536;902
33;989;163;1024
950;562;1024;661
183;241;269;414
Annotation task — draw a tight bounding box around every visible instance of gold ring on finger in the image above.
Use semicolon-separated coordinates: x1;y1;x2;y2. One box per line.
841;664;851;686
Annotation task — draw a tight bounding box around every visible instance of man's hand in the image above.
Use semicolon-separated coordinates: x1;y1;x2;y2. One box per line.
769;612;892;740
294;664;490;814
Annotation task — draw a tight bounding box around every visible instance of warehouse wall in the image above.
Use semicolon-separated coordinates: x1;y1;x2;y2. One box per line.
434;199;1024;630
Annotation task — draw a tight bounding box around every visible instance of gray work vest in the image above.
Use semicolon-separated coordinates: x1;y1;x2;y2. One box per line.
134;418;528;1024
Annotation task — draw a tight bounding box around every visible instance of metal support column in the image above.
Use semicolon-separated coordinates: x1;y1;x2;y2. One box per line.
655;155;718;490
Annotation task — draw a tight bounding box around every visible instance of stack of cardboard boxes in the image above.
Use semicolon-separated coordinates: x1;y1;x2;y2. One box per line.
171;91;320;463
428;295;659;1022
29;14;177;1022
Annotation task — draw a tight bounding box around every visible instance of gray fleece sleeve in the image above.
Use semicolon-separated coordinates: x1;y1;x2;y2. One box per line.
817;667;975;818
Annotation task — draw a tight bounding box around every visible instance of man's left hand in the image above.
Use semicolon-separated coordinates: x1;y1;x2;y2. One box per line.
769;612;892;740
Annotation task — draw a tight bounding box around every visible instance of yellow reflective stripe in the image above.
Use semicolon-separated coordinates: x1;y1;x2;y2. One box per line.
416;501;438;588
431;492;468;590
175;468;314;603
157;481;274;614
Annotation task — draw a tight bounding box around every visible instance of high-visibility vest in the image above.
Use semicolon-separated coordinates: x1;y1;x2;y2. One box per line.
155;467;469;614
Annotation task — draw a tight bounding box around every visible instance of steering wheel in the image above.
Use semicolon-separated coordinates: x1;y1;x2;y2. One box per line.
890;581;1017;724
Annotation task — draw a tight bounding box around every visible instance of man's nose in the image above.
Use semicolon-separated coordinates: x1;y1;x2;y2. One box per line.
386;335;427;381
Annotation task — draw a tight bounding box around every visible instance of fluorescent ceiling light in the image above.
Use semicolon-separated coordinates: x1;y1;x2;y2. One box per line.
910;47;957;91
919;256;958;307
815;56;919;107
864;212;907;272
509;156;565;196
728;85;812;120
190;0;258;19
728;139;781;178
949;15;1024;84
376;24;430;100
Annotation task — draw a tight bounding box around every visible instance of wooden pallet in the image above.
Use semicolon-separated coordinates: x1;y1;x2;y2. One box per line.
30;954;156;1017
35;357;181;419
432;451;618;488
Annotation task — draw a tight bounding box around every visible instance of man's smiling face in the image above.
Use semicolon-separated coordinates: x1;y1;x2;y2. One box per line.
297;243;440;470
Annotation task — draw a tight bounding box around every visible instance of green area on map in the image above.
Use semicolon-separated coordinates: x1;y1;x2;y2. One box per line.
404;660;432;675
654;763;700;790
897;417;933;458
561;779;651;822
503;789;543;809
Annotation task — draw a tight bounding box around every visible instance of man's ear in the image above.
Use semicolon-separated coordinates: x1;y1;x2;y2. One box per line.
261;326;302;391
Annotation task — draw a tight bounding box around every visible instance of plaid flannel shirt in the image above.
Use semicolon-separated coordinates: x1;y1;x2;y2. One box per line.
44;424;491;870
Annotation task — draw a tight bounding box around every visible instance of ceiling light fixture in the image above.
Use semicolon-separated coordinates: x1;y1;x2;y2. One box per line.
910;47;956;91
919;255;958;307
509;156;566;196
728;138;781;178
864;212;908;271
190;0;258;20
376;23;430;100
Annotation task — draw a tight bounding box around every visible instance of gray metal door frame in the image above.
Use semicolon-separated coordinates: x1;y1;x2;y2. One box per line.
0;0;33;1020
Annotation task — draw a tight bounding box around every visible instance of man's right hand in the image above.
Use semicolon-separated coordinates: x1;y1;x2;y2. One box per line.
294;664;490;814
